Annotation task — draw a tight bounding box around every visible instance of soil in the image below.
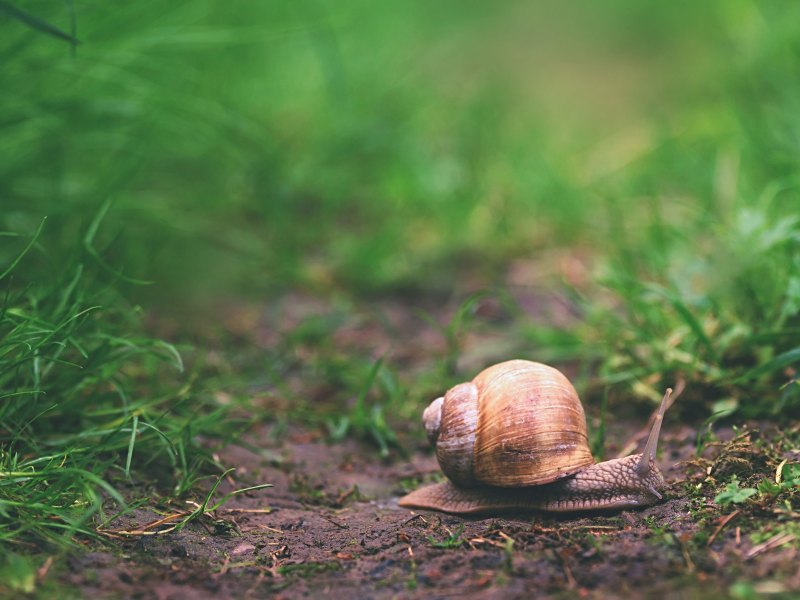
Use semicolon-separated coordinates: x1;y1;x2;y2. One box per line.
56;425;797;600
43;289;800;598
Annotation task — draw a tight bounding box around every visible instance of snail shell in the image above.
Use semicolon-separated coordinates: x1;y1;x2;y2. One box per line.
425;360;594;488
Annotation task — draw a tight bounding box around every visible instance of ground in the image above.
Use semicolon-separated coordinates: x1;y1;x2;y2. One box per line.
57;424;798;599
34;293;794;599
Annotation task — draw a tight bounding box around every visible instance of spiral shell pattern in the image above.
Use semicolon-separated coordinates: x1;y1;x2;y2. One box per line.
423;360;594;487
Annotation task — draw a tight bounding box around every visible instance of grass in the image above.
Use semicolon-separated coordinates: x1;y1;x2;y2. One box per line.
679;423;800;562
427;523;466;549
325;357;399;458
1;1;800;593
0;214;231;554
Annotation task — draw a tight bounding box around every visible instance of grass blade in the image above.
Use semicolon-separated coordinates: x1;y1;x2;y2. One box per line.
732;347;800;383
0;1;79;45
124;414;139;479
83;201;153;285
0;218;46;282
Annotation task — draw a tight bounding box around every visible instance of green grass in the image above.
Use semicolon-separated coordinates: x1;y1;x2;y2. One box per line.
2;0;800;575
0;215;230;553
427;523;466;549
325;357;399;458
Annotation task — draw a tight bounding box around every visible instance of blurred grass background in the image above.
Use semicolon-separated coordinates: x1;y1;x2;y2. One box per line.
6;1;795;297
2;0;800;553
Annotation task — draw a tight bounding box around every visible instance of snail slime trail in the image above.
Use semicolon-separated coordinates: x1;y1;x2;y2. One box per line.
399;360;673;515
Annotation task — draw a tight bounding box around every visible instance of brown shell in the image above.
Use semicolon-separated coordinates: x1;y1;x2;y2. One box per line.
431;360;594;487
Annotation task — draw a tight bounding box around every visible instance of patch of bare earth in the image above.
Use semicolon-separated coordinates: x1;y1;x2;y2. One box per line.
60;287;800;598
60;425;797;599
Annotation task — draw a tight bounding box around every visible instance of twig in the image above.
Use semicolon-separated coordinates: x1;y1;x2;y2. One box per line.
244;572;266;599
240;524;283;534
707;510;740;547
97;512;186;537
557;549;576;589
219;507;273;514
498;531;516;544
36;556;54;582
320;514;348;529
572;525;619;531
218;555;231;576
336;486;358;505
469;531;517;549
676;534;695;573
403;514;429;526
745;533;796;559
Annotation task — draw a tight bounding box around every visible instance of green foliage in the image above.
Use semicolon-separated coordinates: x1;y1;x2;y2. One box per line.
277;561;341;578
326;357;399;458
714;464;800;507
0;552;36;595
173;468;271;533
427;523;466;549
421;291;500;377
714;476;757;506
749;520;800;546
0;220;227;549
589;195;800;414
0;1;78;46
756;463;800;497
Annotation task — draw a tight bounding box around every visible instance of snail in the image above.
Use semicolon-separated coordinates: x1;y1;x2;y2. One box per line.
399;360;672;515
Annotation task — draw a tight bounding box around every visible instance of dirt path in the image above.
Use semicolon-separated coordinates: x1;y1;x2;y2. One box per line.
60;422;798;599
52;290;799;599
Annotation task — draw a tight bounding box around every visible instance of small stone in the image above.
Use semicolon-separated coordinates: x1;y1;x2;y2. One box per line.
231;543;256;556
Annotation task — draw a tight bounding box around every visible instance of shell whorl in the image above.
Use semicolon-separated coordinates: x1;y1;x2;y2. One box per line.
425;360;594;488
430;383;479;487
422;396;444;444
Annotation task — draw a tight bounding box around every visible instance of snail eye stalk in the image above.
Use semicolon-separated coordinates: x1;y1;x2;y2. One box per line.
637;388;671;477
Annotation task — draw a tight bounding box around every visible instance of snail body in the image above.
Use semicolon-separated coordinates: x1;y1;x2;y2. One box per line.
399;360;671;515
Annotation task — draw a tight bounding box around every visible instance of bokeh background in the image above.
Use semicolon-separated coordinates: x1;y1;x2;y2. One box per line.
3;0;800;412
